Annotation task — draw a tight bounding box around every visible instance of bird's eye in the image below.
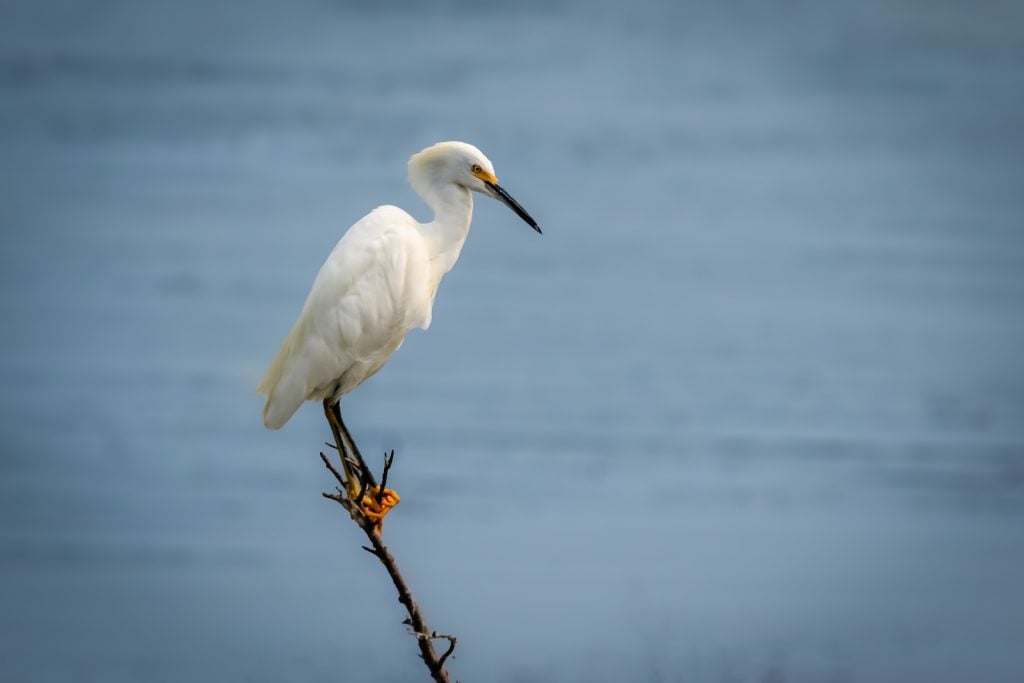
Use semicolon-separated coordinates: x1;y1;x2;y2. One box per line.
471;164;483;174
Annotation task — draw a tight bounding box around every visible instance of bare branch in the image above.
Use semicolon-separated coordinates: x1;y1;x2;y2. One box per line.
319;451;346;488
318;399;456;682
379;449;396;504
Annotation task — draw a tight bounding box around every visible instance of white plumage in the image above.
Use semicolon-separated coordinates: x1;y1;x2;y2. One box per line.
258;141;540;429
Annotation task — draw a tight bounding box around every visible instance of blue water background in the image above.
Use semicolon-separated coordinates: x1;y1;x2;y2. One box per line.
2;1;1023;681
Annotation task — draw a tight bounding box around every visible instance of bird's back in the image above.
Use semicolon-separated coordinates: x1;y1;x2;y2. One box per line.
259;205;434;429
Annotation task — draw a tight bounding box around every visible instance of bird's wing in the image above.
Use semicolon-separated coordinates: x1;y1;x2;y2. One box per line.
258;205;425;428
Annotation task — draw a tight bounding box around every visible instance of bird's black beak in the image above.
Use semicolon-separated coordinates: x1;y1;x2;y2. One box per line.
485;181;542;234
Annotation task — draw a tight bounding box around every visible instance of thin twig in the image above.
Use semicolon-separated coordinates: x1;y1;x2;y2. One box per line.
319;399;456;683
378;449;395;504
319;452;345;488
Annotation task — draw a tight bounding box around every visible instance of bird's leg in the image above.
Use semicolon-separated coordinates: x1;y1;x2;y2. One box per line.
323;399;398;531
332;401;376;490
323;399;363;500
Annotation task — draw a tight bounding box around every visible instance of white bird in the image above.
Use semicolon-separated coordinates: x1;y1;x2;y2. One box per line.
258;141;540;431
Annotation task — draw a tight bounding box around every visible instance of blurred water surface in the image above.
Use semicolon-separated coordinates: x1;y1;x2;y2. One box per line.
1;1;1023;681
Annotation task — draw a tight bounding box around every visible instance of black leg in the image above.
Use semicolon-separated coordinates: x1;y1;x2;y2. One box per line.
328;399;377;490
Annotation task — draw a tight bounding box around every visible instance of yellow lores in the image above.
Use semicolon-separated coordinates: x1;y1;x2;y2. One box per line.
471;163;499;186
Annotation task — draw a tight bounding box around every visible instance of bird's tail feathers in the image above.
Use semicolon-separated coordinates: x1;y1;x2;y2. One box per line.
262;374;306;430
258;317;311;429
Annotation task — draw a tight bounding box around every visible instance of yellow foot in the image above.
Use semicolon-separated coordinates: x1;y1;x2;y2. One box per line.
360;486;400;532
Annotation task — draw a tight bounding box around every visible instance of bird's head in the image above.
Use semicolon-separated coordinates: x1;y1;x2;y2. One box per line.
408;141;541;234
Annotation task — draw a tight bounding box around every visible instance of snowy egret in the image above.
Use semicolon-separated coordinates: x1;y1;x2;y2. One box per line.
258;141;540;437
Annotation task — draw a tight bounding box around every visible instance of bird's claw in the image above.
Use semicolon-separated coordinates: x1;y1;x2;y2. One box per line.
360;485;400;532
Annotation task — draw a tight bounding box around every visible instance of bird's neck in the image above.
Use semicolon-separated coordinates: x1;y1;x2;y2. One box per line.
420;183;473;276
